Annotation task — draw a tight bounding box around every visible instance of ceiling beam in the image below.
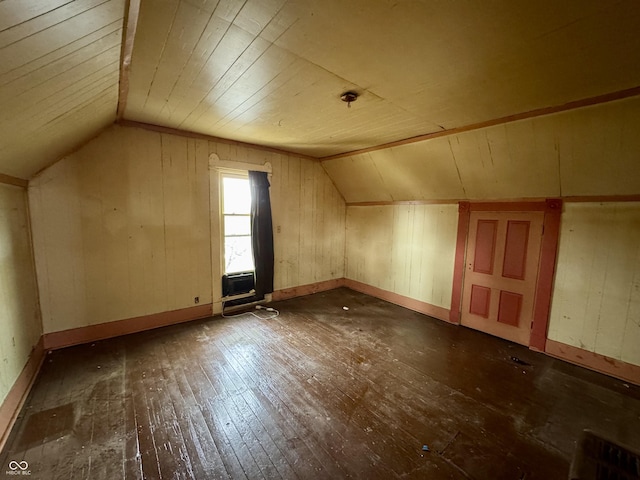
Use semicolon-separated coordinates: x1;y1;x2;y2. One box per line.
116;0;141;120
346;195;640;207
117;120;318;161
0;174;28;188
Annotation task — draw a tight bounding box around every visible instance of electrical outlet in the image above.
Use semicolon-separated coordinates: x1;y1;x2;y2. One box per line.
194;296;199;304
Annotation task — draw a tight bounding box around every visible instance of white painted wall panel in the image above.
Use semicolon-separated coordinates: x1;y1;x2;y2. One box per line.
29;160;86;333
346;204;458;309
29;124;345;333
29;126;213;333
548;203;640;366
0;185;41;408
558;99;640;196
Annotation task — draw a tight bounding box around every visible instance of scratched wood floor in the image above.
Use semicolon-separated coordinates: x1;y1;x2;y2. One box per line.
2;288;640;479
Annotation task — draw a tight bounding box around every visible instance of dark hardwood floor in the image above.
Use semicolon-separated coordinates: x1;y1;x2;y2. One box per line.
2;288;640;479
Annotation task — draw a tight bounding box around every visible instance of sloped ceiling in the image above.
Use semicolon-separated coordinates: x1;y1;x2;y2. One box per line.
0;0;125;179
124;0;640;158
323;96;640;202
1;0;640;180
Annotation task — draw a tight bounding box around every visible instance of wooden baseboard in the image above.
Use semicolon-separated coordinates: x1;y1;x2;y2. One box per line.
272;278;345;301
43;304;213;350
343;278;451;323
545;339;640;386
274;278;452;324
0;337;45;452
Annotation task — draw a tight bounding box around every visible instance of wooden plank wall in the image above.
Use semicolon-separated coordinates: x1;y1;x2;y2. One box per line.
28;124;345;334
260;150;346;292
346;204;458;311
344;200;640;368
548;202;640;366
0;184;41;407
328;97;640;369
28;126;208;334
322;96;640;203
321;96;640;370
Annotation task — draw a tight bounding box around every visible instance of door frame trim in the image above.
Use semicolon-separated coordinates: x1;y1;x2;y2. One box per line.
449;199;562;351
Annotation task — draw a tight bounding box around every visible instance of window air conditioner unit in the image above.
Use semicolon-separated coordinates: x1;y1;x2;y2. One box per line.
222;272;255;298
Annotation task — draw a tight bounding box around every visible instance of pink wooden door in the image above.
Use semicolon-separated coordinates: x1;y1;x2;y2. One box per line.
461;211;544;346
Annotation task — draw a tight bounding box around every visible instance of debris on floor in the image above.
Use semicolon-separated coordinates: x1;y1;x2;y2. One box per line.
343;306;349;310
510;356;531;366
422;445;430;452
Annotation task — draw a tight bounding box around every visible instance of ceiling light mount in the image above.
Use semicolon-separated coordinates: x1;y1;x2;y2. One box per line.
340;91;359;108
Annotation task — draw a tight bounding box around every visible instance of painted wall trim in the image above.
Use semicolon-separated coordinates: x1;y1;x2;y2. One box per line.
117;120;318;161
529;199;563;351
39;279;347;351
469;201;548;212
273;277;456;325
0;338;45;453
450;202;470;323
347;196;640;207
343;278;451;323
273;278;345;301
209;155;272;173
563;195;640;203
348;199;466;207
43;304;213;351
321;85;640;161
0;174;28;188
546;339;640;386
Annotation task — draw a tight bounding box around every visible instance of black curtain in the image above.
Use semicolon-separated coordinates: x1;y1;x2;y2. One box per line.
249;170;274;298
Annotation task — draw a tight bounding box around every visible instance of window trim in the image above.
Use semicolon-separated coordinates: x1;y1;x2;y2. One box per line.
208;154;272;311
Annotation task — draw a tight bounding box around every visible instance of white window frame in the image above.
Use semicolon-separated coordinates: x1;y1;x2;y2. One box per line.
208;154;272;312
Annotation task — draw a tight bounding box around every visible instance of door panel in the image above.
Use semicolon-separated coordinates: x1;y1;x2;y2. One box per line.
497;291;522;326
461;211;544;346
474;220;498;274
470;285;491;317
502;221;530;279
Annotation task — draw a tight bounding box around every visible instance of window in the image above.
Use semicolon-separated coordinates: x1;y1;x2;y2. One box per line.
221;174;254;274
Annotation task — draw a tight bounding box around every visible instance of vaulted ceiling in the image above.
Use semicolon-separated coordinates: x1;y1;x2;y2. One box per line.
0;0;126;179
1;0;640;179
